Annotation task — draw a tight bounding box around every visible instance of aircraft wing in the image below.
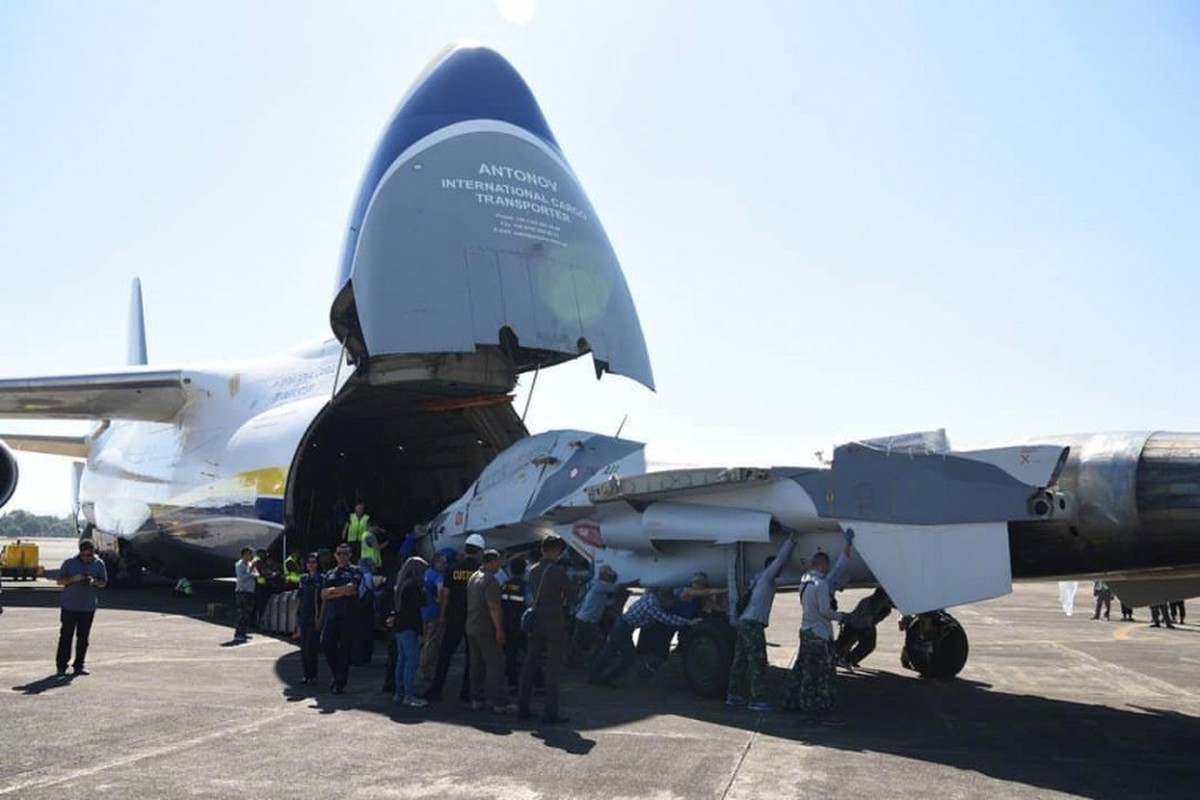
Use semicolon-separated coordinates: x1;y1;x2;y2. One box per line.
0;370;189;422
1106;576;1200;607
0;433;91;458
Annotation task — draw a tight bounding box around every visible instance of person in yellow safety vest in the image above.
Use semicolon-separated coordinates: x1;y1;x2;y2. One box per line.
360;527;383;569
343;502;370;560
357;522;391;573
283;554;303;588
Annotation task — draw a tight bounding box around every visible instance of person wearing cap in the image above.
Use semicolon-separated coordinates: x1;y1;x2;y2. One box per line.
233;546;258;643
466;550;515;713
425;533;485;702
517;535;577;724
419;549;451;683
54;539;108;676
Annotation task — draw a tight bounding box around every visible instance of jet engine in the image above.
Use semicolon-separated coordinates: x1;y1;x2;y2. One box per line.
0;440;18;509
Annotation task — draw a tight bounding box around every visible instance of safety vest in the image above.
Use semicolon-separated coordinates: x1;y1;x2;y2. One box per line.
347;513;370;542
284;569;302;587
360;533;380;567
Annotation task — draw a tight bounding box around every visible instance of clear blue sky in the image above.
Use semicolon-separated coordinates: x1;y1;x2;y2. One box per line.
2;1;1199;515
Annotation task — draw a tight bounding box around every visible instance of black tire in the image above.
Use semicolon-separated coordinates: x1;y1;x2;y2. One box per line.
681;618;735;699
906;615;969;679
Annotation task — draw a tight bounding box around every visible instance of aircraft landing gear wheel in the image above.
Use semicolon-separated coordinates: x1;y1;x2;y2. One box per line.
99;549;144;588
681;617;736;699
902;610;969;679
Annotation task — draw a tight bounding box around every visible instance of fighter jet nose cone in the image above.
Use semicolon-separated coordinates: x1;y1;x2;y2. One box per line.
399;45;560;152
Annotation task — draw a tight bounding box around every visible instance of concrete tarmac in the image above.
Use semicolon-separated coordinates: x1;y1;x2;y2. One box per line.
2;538;1198;799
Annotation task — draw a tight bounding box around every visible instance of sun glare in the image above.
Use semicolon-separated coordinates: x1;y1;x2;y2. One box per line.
496;0;538;27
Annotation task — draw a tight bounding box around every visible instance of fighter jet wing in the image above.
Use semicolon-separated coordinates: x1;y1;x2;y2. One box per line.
0;370;189;422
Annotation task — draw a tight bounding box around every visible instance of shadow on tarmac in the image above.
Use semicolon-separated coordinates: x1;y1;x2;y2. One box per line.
269;637;1199;797
7;581;1196;795
11;674;76;695
5;579;251;632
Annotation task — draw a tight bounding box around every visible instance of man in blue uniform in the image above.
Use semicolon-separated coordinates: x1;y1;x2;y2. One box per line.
55;539;108;677
320;543;365;694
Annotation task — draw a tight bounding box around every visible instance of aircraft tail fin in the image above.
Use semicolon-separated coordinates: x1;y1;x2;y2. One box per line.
128;278;148;366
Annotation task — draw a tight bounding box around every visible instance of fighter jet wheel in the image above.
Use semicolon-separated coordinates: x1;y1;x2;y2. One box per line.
681;617;736;699
904;610;969;679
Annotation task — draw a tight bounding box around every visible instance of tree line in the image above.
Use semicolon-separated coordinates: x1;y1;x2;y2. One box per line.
0;510;79;538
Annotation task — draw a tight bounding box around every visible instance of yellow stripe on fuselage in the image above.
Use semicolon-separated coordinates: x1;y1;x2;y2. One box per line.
149;467;290;515
239;467;288;496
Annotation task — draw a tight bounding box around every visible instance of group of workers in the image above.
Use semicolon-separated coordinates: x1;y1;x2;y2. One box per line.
1092;580;1187;628
289;529;581;722
268;507;883;727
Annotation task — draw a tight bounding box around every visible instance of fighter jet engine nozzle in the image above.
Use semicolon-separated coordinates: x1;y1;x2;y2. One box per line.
1028;489;1070;520
0;440;19;510
1010;431;1200;577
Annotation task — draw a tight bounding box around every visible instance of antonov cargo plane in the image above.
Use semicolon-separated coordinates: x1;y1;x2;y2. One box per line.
4;46;1200;689
0;45;654;580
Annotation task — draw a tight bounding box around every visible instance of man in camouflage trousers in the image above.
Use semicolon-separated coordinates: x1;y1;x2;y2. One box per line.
784;530;852;722
727;530;796;712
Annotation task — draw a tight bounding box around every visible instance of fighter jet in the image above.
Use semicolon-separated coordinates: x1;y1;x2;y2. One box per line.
427;426;1200;691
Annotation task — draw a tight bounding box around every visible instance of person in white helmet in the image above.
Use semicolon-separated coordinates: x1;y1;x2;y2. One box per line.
425;533;486;702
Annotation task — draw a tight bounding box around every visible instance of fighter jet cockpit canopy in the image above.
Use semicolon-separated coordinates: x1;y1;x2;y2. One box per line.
849;429;952;457
330;45;655;393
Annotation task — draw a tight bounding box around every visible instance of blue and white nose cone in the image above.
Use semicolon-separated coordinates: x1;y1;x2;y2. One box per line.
332;45;655;390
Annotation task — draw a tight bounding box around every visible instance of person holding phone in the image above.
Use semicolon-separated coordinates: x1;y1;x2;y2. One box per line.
55;539;108;677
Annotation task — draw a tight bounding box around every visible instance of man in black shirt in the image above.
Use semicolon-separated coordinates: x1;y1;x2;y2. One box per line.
425;533;485;702
499;556;529;690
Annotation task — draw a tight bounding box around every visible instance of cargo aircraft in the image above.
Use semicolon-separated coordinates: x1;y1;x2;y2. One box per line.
4;46;1199;688
0;45;654;580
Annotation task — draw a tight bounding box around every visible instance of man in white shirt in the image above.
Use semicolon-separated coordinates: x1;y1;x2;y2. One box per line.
783;529;853;722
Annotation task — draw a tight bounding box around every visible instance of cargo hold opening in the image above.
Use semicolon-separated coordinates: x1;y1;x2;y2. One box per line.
284;385;526;573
